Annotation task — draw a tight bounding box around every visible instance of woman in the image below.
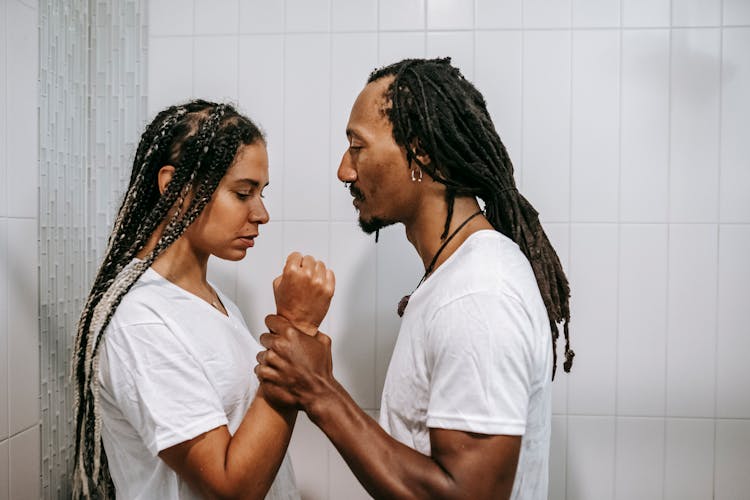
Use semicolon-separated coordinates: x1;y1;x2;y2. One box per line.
72;100;333;499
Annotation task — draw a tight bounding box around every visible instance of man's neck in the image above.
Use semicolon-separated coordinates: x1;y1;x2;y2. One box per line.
404;196;493;274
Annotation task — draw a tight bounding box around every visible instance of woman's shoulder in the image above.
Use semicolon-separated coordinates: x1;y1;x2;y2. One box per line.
108;267;180;328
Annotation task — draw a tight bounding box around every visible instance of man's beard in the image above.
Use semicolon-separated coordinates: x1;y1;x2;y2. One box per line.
358;216;396;234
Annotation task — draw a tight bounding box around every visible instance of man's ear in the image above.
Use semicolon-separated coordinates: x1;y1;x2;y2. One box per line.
409;138;431;167
157;165;176;195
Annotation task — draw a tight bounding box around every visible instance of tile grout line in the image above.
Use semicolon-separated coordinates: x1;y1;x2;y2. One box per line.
663;0;674;494
613;1;624;496
712;2;725;495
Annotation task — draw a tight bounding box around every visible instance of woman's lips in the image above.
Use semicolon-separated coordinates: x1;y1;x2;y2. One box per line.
238;236;256;247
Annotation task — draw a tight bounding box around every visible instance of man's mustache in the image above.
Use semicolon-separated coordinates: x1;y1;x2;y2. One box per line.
349;185;365;201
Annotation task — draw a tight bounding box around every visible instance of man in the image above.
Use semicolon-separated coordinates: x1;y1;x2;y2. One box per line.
256;58;574;499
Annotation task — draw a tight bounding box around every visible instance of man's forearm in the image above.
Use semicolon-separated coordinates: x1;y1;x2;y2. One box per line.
305;381;458;500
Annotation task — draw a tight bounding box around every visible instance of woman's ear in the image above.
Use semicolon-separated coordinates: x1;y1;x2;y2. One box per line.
157;165;176;195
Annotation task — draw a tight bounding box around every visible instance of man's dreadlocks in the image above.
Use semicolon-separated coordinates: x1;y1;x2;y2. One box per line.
368;58;574;379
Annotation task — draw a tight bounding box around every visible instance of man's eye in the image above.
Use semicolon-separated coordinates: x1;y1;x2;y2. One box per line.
236;192;251;200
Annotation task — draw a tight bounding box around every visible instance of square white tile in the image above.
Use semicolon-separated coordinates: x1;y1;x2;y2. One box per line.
622;0;670;27
0;439;7;500
147;37;193;116
543;223;570;413
238;35;285;221
620;29;670;223
723;0;750;25
9;425;39;500
549;415;567;500
149;0;193;36
475;31;523;173
570;30;620;222
374;225;422;403
617;224;668;416
286;0;330;32
0;0;6;218
522;31;571;223
666;224;717;417
235;221;283;337
664;418;714;500
7;219;38;434
720;28;750;223
282;221;330;263
331;0;377;32
670;29;721;223
328;222;377;409
715;419;750;499
572;0;620;27
567;224;618;415
5;0;37;219
717;225;750;418
283;34;331;221
614;417;665;500
0;220;7;440
330;33;378;221
672;0;721;26
193;36;239;103
239;0;284;34
195;0;238;35
379;0;425;30
476;0;522;29
426;31;474;80
427;0;474;30
523;0;571;28
567;416;615;500
288;414;329;498
378;31;426;66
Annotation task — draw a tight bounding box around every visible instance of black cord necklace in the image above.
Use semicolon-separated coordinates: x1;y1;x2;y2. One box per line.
397;210;484;317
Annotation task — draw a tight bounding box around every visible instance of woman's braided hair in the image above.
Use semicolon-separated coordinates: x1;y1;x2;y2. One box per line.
369;58;574;379
72;99;264;498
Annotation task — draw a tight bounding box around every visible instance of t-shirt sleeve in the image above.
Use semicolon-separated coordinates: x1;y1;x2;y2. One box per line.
425;291;534;436
99;322;229;456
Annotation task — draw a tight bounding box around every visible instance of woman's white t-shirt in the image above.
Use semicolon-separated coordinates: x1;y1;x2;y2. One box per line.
97;264;299;499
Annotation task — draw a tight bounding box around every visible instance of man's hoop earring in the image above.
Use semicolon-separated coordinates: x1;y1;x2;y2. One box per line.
411;167;423;183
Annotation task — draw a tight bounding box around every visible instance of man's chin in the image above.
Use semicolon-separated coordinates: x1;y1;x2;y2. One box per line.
358;216;396;235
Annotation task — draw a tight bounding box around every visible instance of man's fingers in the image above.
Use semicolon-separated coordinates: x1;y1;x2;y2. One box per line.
265;313;292;334
259;331;277;349
254;363;282;385
325;268;336;294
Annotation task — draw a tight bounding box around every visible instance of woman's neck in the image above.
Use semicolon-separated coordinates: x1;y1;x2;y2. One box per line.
136;225;211;293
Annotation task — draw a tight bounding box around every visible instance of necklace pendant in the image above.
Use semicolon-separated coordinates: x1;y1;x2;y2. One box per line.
397;294;411;317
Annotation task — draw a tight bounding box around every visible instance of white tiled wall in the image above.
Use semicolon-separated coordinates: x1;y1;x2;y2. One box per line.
0;0;41;498
147;1;750;498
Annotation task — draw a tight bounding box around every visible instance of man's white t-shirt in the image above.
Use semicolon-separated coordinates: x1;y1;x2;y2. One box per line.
97;263;299;500
379;230;553;500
